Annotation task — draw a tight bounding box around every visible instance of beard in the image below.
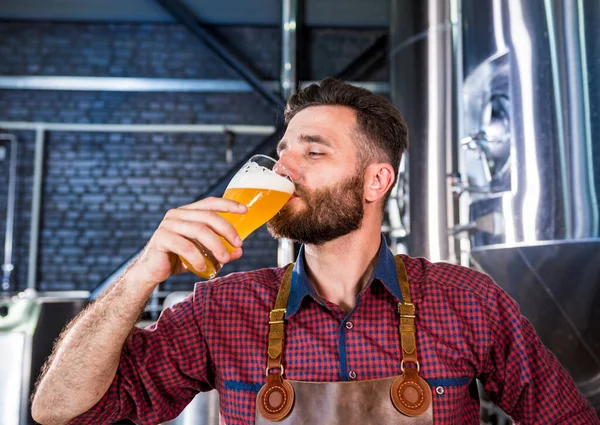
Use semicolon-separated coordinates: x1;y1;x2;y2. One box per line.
267;172;365;245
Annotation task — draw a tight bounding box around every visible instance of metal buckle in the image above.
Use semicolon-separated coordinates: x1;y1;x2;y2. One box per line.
398;302;415;318
265;364;285;377
269;308;287;324
400;359;420;372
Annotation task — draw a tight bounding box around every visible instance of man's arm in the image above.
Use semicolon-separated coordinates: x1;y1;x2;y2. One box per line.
478;279;599;424
31;264;155;425
31;197;247;425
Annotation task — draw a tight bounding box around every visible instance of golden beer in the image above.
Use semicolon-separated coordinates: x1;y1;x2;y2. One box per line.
180;156;294;279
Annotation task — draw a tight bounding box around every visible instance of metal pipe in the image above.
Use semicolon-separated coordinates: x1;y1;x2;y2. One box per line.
449;0;465;265
390;0;457;262
562;0;599;238
281;0;298;98
278;0;299;267
0;76;390;94
0;133;17;291
0;122;275;135
154;0;286;113
27;126;45;290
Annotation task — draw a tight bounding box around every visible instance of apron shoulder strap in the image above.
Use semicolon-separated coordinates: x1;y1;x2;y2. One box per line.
267;264;294;361
394;255;418;367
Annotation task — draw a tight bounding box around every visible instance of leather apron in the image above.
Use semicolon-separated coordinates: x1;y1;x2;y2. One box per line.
255;256;433;424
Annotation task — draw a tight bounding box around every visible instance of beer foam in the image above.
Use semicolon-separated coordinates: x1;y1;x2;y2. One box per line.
227;161;295;193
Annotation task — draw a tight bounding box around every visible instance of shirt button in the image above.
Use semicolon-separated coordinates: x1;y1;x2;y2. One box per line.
345;321;354;330
436;386;444;395
348;370;357;380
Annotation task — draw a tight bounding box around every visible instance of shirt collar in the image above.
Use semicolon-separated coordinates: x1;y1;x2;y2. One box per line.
285;234;403;318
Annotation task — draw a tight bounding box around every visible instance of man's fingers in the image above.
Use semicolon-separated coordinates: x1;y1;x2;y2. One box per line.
151;198;249;275
229;247;244;262
161;219;232;264
179;197;248;214
157;230;207;273
163;210;243;248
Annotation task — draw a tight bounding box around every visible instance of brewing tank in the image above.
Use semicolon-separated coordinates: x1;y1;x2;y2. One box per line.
391;0;600;412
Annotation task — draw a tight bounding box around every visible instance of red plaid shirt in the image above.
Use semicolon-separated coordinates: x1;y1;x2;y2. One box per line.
71;235;599;424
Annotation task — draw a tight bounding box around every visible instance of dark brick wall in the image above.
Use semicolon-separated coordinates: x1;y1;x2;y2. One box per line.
39;131;269;291
0;22;388;81
0;21;388;293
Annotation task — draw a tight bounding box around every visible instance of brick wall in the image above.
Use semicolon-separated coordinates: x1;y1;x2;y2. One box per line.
0;21;388;293
0;22;387;81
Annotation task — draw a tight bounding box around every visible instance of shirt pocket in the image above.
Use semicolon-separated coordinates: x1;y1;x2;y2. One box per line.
427;377;480;424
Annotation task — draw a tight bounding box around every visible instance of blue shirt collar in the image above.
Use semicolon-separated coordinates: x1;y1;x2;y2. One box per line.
285;234;403;318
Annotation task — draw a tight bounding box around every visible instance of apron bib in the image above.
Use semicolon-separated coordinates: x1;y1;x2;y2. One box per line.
255;256;433;424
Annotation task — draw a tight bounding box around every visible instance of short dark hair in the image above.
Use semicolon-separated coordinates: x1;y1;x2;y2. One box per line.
284;78;409;205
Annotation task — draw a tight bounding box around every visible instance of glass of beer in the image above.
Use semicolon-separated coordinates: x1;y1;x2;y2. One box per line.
179;155;295;279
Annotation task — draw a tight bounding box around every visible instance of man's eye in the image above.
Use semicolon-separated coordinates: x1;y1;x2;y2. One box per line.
308;152;324;156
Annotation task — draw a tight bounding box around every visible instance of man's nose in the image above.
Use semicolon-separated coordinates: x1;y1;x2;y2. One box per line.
274;154;300;182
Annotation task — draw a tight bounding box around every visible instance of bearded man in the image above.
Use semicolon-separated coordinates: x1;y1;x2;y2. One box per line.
32;79;599;425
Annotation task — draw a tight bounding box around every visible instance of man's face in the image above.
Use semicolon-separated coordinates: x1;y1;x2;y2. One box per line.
267;105;366;245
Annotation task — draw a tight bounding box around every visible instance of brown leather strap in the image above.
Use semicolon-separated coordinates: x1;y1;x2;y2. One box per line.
259;264;297;421
267;264;294;362
394;256;418;366
391;256;431;416
394;255;412;303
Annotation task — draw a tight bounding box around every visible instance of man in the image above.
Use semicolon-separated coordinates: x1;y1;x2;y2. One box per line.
32;79;599;424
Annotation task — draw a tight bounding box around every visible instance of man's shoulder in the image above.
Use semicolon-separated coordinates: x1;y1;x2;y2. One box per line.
398;254;494;302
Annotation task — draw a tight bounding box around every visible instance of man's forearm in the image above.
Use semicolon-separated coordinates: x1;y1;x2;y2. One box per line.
31;263;157;425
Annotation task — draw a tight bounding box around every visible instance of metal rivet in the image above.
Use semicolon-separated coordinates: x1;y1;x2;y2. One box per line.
348;370;357;380
345;321;354;330
436;386;444;395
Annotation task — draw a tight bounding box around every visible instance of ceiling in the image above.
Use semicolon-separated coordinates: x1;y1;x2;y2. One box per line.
0;0;389;27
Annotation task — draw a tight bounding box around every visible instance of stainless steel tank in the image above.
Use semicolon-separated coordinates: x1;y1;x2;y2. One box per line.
391;0;600;413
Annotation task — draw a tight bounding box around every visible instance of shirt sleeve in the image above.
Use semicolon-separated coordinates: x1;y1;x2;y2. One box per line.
68;286;213;425
479;278;599;424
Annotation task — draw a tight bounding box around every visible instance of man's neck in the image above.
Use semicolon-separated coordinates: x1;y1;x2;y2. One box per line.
303;223;382;312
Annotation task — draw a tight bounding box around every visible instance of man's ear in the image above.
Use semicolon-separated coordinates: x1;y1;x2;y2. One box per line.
364;163;395;203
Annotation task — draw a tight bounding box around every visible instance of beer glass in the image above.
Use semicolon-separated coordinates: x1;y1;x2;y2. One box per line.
179;155;295;279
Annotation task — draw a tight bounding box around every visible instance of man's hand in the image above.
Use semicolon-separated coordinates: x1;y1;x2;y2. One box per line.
132;197;248;286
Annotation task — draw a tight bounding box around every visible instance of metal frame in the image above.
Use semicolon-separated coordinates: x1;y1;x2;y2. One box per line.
335;34;389;81
154;0;286;113
0;6;392;297
0;121;276;292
